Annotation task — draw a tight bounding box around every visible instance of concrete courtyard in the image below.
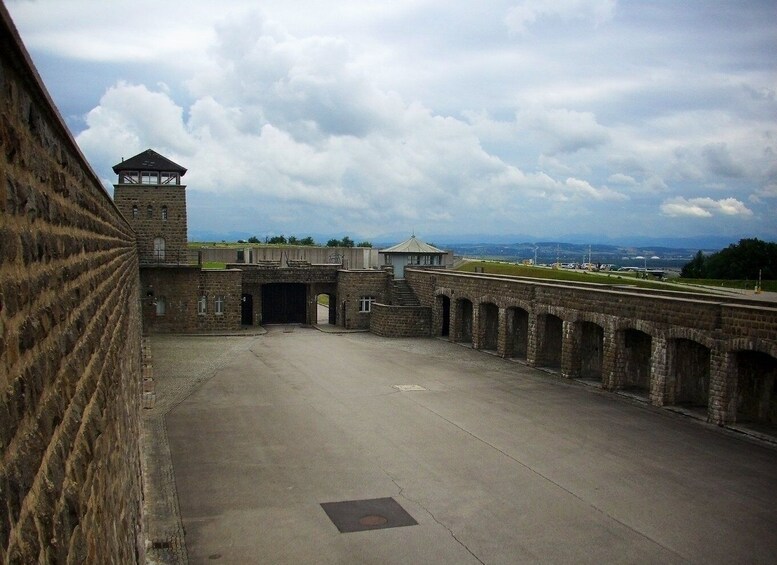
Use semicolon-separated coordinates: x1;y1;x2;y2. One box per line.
148;326;777;564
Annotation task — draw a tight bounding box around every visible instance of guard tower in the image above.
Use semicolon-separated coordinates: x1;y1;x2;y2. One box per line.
113;149;188;264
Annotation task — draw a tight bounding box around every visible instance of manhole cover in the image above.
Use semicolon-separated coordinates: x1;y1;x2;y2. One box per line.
393;384;426;392
359;515;388;527
321;497;418;533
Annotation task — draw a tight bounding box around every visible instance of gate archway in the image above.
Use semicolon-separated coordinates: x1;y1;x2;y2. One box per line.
261;283;306;324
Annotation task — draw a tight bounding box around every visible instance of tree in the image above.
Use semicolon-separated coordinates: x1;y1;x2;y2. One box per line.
680;238;777;280
341;236;354;248
326;238;340;247
681;250;707;278
288;236;298;245
299;236;315;246
247;236;260;244
268;235;287;244
357;241;372;248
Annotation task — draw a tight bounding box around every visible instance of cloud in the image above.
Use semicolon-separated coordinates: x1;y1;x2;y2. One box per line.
506;0;616;34
517;107;610;154
702;143;746;178
11;0;773;239
660;197;753;218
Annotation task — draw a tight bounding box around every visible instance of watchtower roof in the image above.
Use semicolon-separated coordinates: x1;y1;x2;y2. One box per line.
380;235;445;254
112;149;187;175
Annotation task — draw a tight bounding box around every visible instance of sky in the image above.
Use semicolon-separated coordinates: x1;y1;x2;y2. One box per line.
6;0;777;243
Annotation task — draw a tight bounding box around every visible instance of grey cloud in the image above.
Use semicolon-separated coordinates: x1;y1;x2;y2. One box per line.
702;143;746;179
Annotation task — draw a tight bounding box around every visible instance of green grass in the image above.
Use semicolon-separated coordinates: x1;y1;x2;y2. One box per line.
201;261;227;269
455;260;695;291
317;294;330;306
675;278;777;292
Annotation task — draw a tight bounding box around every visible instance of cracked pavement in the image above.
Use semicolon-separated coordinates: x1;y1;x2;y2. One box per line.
153;326;777;564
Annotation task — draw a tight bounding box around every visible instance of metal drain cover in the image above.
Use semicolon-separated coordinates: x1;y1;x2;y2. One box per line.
320;497;418;533
393;384;426;391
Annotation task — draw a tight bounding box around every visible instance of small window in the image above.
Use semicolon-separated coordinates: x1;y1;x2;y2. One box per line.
141;171;159;184
162;206;168;221
215;295;224;315
359;296;375;313
198;295;207;315
160;172;178;185
156;296;166;316
147;205;153;219
122;171;139;184
132;205;138;218
153;237;165;261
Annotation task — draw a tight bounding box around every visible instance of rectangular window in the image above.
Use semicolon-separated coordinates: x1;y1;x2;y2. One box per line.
141;171;159;184
162;206;168;221
215;295;224;315
359;296;375;313
156;297;166;316
160;172;178;185
198;295;207;315
122;171;139;183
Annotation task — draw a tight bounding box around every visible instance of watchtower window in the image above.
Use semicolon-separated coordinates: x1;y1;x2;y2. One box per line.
147;205;153;219
141;171;159;184
121;171;139;183
162;206;168;221
160;172;179;185
132;205;138;218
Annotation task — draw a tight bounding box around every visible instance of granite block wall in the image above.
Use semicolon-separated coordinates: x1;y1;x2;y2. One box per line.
1;7;144;563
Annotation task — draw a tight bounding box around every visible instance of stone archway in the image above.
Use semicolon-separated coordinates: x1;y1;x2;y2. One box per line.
507;307;529;360
580;321;604;381
735;350;777;426
480;302;499;351
538;314;563;368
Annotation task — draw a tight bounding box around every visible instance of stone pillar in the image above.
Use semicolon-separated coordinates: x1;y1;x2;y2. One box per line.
472;303;482;349
450;297;460;342
602;325;620;390
649;336;668;406
708;348;736;425
498;307;510;358
561;320;581;379
526;312;541;367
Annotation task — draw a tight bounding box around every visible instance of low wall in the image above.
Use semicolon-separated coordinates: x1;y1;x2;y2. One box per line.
370;304;432;337
1;6;144;563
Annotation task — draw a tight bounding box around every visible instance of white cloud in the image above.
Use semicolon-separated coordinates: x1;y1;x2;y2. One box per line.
9;0;776;240
506;0;616;34
660;197;753;218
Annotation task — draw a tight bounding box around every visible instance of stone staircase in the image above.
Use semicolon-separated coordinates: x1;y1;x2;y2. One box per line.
392;279;420;306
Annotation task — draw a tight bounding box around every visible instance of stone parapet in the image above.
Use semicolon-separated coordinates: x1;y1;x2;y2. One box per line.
370;304;432;337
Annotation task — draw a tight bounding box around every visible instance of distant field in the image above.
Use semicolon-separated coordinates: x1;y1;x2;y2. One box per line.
455;260;698;291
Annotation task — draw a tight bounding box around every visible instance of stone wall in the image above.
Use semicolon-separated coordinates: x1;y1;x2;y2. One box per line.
114;185;189;265
336;270;391;329
1;7;144;563
140;267;242;332
206;246;379;268
404;268;777;426
370;304;431;337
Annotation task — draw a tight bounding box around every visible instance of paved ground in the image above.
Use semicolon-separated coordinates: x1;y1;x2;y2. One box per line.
149;327;777;564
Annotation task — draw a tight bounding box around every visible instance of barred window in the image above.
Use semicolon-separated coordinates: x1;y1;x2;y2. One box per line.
198;295;207;315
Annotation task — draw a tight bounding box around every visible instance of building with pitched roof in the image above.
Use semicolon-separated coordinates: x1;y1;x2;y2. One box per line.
380;235;448;278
